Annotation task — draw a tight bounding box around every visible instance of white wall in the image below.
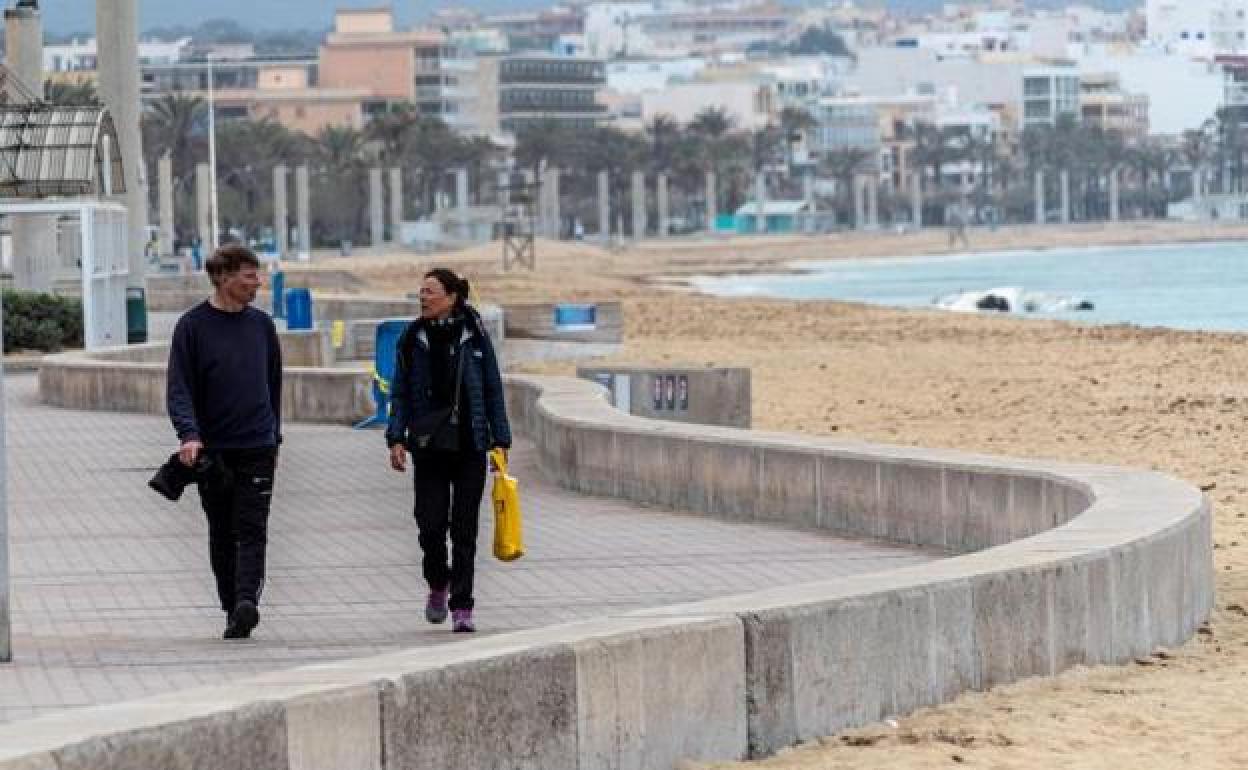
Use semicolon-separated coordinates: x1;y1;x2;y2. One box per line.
641;80;768;129
1073;48;1223;133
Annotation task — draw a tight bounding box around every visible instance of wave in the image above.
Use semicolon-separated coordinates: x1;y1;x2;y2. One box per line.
933;287;1095;315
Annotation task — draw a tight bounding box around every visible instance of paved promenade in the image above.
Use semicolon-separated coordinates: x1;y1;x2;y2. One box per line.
0;373;941;724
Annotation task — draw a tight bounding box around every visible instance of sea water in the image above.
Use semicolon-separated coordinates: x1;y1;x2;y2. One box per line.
690;240;1248;332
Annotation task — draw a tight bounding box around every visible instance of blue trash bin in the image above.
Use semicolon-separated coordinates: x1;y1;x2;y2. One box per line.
285;288;313;330
354;319;411;429
271;271;285;319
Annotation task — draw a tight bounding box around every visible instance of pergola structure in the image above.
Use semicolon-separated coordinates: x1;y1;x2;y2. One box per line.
0;77;131;349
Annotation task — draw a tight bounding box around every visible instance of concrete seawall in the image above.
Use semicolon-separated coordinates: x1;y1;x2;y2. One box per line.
0;375;1213;768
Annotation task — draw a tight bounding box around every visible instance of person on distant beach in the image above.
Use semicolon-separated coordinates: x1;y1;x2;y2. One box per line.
948;208;970;249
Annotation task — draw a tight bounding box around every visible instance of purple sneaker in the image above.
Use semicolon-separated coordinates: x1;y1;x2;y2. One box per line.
452;609;476;633
425;589;449;624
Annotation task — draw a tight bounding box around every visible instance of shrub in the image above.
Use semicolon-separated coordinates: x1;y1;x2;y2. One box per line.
2;290;84;352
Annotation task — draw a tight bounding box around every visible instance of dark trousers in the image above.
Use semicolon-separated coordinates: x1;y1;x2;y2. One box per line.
412;450;487;611
198;447;278;613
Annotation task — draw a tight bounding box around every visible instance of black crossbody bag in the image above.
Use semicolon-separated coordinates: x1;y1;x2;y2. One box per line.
408;342;466;452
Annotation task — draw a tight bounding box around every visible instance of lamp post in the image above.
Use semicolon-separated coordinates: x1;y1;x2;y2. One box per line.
206;54;220;248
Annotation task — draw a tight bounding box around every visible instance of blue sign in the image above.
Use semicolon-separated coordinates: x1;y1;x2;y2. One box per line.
554;303;597;331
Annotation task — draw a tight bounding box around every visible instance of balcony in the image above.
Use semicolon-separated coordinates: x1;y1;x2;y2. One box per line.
415;85;473;101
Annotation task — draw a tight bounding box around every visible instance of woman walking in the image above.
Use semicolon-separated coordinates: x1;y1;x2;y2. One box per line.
386;269;511;632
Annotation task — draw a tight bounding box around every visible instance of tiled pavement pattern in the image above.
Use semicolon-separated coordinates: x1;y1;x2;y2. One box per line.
0;372;942;723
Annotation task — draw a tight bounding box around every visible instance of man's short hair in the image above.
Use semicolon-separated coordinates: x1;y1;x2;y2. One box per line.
205;245;260;287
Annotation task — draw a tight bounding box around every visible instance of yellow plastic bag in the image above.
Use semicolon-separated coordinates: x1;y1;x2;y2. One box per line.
490;448;525;562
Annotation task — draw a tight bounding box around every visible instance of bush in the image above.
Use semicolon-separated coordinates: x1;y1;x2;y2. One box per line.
2;290;84;352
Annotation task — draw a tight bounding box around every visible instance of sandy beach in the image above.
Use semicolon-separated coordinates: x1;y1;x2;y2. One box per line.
296;221;1248;768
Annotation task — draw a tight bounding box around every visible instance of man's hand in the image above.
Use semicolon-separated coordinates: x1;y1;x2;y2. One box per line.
389;444;407;472
178;439;204;467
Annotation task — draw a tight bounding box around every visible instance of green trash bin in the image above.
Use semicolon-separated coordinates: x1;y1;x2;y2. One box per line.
126;287;148;344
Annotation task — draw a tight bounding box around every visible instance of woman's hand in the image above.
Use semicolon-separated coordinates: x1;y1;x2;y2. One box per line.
489;447;508;472
389;444;407;472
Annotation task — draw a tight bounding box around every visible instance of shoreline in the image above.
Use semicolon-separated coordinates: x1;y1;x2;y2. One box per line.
298;221;1248;767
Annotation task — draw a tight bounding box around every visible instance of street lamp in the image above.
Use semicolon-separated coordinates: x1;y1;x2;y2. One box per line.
206;53;220;249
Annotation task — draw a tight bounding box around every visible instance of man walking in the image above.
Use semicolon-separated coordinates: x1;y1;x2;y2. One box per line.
166;245;282;640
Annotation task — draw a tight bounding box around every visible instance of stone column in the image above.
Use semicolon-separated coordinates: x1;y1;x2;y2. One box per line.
5;3;55;292
803;173;816;233
657;173;670;237
272;165;288;259
497;171;511;208
456;168;470;211
196;162;213;250
597;170;610;240
546;168;561;239
853;175;866;230
911;170;923;228
159;153;175;257
1034;170;1045;225
631;171;646;238
705;171;717;232
754;174;767;234
97;0;147;290
866;175;879;229
388;168;402;241
295;165;311;261
1060;169;1071;225
369;167;384;248
0;308;6;662
1109;167;1120;223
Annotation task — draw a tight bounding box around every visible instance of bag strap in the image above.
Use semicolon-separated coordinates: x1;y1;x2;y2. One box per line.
449;338;467;422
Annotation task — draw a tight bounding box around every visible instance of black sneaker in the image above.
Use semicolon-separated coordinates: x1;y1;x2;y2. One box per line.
224;600;259;640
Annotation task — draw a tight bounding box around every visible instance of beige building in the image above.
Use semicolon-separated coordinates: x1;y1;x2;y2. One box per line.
319;7;484;133
1080;71;1150;141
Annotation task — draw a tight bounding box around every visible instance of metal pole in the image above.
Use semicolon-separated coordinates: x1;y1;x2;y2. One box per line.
207;57;220;249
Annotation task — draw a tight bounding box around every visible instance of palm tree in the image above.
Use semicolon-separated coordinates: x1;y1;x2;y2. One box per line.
365;102;421;165
215;118;303;237
1213;107;1245;194
910;121;967;192
688;106;733;140
406;116;470;214
44;78;98;106
1183;119;1216;199
312;125;369;246
143;93;207;182
646;113;680;173
819;147;871;225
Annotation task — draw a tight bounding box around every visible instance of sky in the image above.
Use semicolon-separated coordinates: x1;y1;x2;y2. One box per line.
39;0;429;35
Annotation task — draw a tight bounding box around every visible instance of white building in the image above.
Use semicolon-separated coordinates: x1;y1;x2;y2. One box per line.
585;1;684;59
606;57;707;93
843;48;1026;114
1147;0;1248;57
1072;46;1224;133
1021;66;1081;128
44;37;192;73
639;79;773;130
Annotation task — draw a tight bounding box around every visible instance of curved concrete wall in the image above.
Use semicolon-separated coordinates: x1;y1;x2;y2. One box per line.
0;376;1213;769
38;339;372;424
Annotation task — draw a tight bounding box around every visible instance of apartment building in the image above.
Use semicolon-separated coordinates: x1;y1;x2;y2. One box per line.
476;54;607;135
319;8;483;133
1080;71;1150;140
1148;0;1248;57
1021;66;1081;127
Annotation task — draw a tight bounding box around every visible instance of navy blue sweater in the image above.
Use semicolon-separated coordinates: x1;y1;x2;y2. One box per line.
166;301;282;449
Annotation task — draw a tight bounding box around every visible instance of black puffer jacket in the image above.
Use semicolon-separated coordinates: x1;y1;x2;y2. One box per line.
384;306;512;453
